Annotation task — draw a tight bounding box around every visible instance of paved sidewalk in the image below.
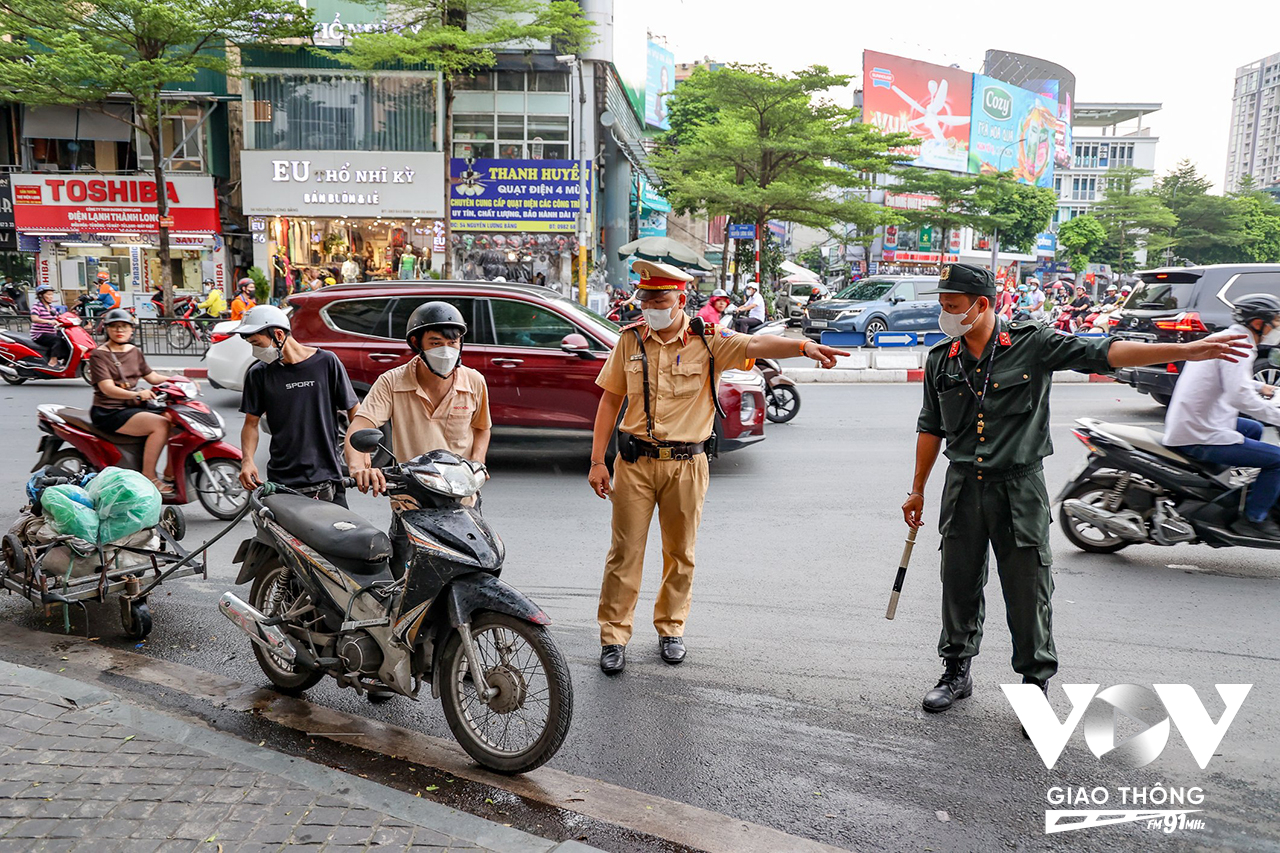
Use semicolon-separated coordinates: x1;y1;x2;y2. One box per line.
0;662;596;853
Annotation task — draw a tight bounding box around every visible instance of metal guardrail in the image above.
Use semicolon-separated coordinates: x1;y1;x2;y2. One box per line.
0;313;220;357
0;315;31;333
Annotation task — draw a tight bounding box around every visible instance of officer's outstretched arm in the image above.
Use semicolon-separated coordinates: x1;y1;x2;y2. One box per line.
745;335;850;368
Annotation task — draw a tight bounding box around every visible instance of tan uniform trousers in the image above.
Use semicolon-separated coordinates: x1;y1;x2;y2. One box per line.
598;454;709;646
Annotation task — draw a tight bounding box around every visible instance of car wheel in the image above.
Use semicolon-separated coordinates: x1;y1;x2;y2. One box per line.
864;319;888;347
1150;391;1172;407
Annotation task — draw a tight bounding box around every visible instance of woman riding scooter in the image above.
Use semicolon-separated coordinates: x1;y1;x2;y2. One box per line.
88;308;181;495
697;289;732;325
30;284;69;367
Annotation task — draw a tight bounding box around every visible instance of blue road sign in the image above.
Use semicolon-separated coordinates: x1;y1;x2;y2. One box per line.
727;223;756;240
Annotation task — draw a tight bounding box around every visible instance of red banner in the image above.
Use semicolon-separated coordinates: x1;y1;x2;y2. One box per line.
11;174;220;234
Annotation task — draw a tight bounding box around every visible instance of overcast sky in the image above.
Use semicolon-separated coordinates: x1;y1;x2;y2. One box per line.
639;0;1278;191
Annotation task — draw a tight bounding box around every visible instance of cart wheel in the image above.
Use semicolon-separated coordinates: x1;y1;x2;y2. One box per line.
160;506;186;541
121;600;152;639
2;534;26;576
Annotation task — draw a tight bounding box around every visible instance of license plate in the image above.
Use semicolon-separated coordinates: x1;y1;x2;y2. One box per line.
809;320;828;328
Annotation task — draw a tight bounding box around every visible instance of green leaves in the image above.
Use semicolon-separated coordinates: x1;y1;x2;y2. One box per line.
1056;214;1106;271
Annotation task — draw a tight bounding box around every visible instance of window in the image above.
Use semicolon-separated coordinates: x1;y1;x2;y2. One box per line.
1221;272;1280;304
489;299;577;348
323;299;392;338
531;71;569;92
388;297;484;343
1071;177;1098;201
892;281;916;301
247;72;438;152
496;71;525;91
161;114;205;172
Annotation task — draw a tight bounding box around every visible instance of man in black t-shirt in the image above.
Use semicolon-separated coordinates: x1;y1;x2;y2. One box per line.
237;305;359;506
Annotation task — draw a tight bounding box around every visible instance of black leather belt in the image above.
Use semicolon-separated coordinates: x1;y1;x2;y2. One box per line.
635;439;706;460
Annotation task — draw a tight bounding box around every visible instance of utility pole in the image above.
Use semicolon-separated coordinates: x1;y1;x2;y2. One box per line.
558;53;589;305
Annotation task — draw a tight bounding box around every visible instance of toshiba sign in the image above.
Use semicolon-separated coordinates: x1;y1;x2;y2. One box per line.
10;174;219;233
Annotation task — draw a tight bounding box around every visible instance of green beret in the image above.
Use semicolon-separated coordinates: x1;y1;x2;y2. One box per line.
920;263;998;297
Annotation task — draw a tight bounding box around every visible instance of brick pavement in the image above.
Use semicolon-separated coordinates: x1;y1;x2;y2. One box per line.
0;666;595;853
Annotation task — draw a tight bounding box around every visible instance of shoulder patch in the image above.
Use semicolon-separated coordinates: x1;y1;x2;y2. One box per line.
998;330;1012;347
947;340;962;358
718;326;734;338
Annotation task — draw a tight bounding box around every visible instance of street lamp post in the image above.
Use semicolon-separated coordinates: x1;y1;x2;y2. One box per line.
989;137;1027;276
557;53;590;305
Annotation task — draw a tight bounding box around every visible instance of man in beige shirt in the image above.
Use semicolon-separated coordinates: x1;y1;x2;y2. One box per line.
345;302;491;494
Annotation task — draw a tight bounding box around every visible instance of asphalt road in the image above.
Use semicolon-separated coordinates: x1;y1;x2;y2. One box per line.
2;376;1278;852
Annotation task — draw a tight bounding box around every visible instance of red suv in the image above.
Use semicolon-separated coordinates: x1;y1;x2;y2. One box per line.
286;281;766;451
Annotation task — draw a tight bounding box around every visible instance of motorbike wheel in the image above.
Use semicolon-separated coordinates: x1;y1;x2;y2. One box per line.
48;449;90;478
765;385;801;424
166;323;195;350
79;361;92;386
1059;480;1133;554
440;611;573;775
0;370;26;385
249;563;324;693
194;459;249;520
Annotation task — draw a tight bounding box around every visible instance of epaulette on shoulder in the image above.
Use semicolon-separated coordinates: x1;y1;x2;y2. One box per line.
703;323;717;336
621;320;646;331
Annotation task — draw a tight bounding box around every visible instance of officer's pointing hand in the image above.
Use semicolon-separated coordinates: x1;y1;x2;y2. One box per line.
802;341;851;369
1182;334;1252;363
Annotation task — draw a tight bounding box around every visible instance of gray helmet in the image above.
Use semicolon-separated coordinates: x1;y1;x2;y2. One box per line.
101;308;137;327
405;301;467;349
237;304;291;337
710;288;729;298
1232;293;1280;326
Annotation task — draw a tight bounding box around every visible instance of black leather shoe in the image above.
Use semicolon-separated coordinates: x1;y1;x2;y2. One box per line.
600;644;626;674
922;658;972;713
659;636;686;665
1021;676;1049;739
1231;515;1280;540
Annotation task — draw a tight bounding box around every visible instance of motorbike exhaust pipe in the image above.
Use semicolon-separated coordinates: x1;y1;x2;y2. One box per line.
218;592;300;664
1061;499;1148;541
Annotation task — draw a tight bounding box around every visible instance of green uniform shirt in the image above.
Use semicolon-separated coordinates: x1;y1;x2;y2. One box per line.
917;321;1116;471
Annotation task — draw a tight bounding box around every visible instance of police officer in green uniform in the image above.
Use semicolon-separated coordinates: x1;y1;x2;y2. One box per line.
901;263;1249;724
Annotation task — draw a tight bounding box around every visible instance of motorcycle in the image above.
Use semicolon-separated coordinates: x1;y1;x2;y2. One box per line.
166;296;210;350
0;299;97;385
221;428;572;774
753;357;801;424
1057;417;1280;553
32;378;248;519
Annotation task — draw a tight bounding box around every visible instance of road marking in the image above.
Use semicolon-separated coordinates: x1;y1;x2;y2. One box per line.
0;628;846;853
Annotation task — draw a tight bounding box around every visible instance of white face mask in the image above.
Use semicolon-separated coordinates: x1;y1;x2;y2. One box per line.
251;344;281;365
421;345;460;377
938;299;982;338
642;305;679;331
1261;326;1280;347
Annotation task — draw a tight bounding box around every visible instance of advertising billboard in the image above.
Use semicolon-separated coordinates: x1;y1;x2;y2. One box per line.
967;74;1058;188
11;174;220;233
450;158;590;232
983;50;1075;170
862;50;972;172
645;41;675;130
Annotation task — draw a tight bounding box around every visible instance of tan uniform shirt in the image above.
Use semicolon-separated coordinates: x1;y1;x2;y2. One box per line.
596;314;752;443
356;361;492;461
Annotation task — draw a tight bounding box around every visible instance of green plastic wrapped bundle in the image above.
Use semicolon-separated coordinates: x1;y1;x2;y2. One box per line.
40;485;100;542
87;467;161;544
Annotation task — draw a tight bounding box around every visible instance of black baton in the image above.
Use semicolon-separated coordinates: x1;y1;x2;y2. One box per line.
885;526;919;620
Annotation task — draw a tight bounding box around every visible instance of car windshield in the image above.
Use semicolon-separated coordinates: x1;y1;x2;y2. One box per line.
551;293;620;338
836;281;895;301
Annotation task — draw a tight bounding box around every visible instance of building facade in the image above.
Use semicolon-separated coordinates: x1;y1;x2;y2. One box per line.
1051;103;1161;227
1225;52;1280;194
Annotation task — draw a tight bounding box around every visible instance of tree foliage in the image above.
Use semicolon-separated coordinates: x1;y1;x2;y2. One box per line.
652;64;914;253
341;0;594;277
891;169;1055;255
981;179;1058;254
1056;214;1106;271
0;0;315;311
1090;167;1176;273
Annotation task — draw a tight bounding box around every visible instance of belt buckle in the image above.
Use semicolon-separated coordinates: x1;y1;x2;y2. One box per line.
657;446;673;461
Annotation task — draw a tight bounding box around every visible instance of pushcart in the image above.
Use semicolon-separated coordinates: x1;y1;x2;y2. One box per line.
2;503;203;638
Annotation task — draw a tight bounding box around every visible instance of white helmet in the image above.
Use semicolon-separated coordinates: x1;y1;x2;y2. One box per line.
237;304;291;337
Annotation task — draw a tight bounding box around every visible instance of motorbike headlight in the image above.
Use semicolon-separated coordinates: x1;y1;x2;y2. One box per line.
412;461;483;498
175;410;223;440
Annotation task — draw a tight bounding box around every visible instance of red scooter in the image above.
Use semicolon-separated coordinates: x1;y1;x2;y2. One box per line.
32;378;248;520
0;300;97;385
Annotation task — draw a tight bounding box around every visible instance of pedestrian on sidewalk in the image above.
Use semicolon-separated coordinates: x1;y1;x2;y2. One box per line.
237;305;360;506
901;263;1250;729
588;260;848;674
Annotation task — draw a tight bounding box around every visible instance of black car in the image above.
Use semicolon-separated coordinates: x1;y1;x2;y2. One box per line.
1111;264;1280;405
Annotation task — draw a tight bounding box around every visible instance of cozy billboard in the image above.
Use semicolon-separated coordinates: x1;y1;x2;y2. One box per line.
10;174;219;233
862;50;973;172
967;74;1058;188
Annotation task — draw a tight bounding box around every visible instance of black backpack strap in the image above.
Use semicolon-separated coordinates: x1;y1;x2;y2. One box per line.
631;327;655;440
689;318;727;420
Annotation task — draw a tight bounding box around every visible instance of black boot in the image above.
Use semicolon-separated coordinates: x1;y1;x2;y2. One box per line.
600;644;626;674
1021;676;1049;739
922;658;972;713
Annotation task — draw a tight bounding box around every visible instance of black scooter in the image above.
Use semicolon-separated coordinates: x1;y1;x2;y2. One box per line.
1057;417;1280;553
220;430;572;774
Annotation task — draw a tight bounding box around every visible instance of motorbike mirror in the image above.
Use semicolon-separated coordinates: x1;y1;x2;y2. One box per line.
349;428;386;455
560;333;594;358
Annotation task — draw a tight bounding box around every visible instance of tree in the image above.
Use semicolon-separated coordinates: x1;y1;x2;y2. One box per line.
1153;160;1245;265
891;170;996;252
1056;214;1107;271
1235;192;1280;263
339;0;593;278
652;64;913;284
1090;168;1176;273
0;0;314;314
796;245;825;273
980;178;1058;254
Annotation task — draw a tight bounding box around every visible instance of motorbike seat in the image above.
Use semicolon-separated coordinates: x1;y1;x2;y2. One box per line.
1091;422;1231;475
55;407;146;446
2;330;41;351
262;493;391;576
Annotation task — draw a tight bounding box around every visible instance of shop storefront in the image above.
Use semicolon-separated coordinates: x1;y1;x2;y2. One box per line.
0;175;30;282
10;173;223;308
240;150;445;292
448;157;591;286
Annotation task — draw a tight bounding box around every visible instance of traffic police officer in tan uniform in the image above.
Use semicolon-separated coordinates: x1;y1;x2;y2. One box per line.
902;263;1249;726
590;260;848;673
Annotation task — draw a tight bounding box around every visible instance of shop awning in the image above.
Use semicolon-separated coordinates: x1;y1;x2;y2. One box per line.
23;104;133;141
